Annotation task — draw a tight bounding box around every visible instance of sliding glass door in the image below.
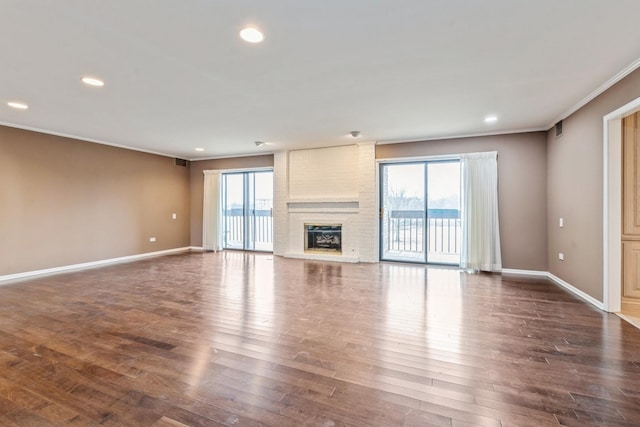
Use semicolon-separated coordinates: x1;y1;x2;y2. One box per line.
426;162;461;264
380;161;460;264
222;171;273;252
381;163;427;262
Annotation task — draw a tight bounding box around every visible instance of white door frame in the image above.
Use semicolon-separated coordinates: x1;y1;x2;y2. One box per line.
603;96;640;312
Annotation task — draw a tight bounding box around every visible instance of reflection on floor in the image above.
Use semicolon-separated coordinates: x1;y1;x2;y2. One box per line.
0;251;639;426
383;250;460;264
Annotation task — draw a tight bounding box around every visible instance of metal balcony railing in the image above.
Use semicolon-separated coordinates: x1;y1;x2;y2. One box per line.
223;207;460;260
386;209;461;257
224;208;273;249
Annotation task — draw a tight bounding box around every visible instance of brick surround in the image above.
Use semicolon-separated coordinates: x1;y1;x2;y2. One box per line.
273;143;378;263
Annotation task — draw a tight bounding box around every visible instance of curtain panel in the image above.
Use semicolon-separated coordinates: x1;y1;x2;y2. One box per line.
460;151;502;272
202;170;223;251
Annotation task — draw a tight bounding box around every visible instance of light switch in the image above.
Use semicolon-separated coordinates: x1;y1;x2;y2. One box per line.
149;237;156;242
558;253;564;261
559;217;564;228
172;213;177;220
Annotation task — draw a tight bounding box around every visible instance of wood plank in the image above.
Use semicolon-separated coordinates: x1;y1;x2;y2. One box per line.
0;251;638;425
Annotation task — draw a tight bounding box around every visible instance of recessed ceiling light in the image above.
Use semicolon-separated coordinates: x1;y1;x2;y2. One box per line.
81;76;105;87
484;115;498;124
195;147;205;152
7;101;28;110
240;27;264;43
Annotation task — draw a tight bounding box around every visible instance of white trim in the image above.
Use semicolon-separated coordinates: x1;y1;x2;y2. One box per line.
616;313;640;330
0;121;278;162
0;245;609;311
376;154;461;164
604;117;622;312
547;57;640;130
547;273;605;311
284;252;360;263
604;95;640;120
0;247;192;285
0;121;177;159
377;150;502;165
203;166;273;175
376;127;546;146
287;142;367;153
189;151;276;162
603;96;640;312
501;268;548;278
503;269;604;311
604;116;611;311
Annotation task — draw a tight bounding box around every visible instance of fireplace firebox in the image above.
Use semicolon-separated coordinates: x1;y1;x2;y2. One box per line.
305;224;342;253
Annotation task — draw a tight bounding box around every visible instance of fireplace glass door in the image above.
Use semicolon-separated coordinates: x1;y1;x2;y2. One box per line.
222;170;273;252
305;224;342;253
380;161;460;265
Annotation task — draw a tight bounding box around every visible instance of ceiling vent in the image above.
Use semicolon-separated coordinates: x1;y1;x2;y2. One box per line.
555;120;563;137
175;158;188;167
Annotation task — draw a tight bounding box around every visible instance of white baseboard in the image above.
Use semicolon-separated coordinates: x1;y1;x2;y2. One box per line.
501;268;548;278
503;268;605;311
616;313;640;330
0;247;193;285
546;272;605;310
284;251;360;263
1;253;607;313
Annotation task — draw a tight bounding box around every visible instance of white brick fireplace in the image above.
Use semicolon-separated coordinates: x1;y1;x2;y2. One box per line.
273;143;378;263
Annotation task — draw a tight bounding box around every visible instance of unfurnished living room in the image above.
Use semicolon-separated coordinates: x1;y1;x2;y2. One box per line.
2;1;640;426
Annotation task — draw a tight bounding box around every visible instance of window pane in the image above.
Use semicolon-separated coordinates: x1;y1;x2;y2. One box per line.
381;163;426;263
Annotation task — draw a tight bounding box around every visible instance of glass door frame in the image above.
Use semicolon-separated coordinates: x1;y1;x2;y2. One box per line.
221;168;274;252
379;161;428;264
378;157;461;265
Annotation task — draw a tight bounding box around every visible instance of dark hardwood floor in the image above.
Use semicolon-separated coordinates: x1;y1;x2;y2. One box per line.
0;251;639;426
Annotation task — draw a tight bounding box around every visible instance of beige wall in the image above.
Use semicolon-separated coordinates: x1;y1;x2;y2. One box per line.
189;155;274;247
547;67;640;302
9;60;640;297
377;132;548;271
0;126;190;276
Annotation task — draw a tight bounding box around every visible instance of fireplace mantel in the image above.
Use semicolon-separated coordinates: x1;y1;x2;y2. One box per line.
287;197;358;204
287;199;359;214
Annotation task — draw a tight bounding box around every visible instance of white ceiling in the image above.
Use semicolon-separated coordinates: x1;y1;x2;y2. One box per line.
3;1;640;160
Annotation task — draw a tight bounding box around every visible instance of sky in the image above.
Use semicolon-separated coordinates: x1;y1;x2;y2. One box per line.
385;162;460;208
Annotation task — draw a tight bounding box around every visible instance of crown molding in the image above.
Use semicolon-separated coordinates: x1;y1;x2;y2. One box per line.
545;57;640;130
0;121;178;158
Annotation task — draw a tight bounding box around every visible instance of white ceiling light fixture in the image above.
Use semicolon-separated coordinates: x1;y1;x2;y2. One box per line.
7;101;29;110
194;147;205;152
240;27;264;43
81;76;105;87
254;141;266;147
484;115;498;124
349;130;361;138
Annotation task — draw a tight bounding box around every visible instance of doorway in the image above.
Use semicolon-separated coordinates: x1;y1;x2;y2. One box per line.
380;160;461;264
604;95;640;313
621;112;640;318
222;171;273;251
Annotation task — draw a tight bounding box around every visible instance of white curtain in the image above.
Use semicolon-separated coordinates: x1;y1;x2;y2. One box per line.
202;170;223;251
460;151;502;272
